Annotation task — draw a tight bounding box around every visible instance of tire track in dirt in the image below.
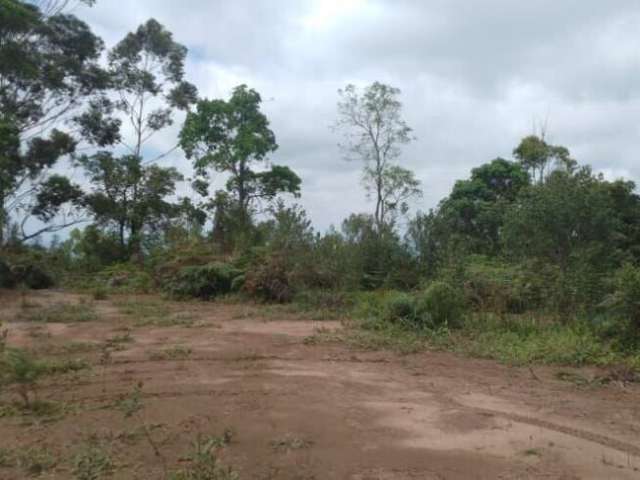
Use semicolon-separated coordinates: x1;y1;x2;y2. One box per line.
451;401;640;457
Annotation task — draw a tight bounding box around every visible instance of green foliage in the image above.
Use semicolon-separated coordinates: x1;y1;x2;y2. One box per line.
148;345;192;361
0;258;15;288
605;263;640;338
164;263;242;300
77;18;198;255
72;443;113;480
92;286;108;300
17;447;57;476
462;256;542;313
0;348;46;407
19;302;97;323
436;158;530;255
243;251;292;303
382;292;418;325
461;314;618;366
335;82;416;229
169;434;238;480
62;226;129;272
0;0;106;244
1;253;55;289
181;84;301;243
79;154;186;255
416;281;466;329
97;264;153;293
340;214;420;290
513;135;575;184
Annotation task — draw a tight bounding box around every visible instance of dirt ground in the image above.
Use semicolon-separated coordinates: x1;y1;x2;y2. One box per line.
1;289;639;479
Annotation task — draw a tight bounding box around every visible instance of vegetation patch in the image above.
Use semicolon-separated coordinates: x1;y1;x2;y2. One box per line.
18;302;98;324
148;345;192;361
17;447;58;476
72;442;114;480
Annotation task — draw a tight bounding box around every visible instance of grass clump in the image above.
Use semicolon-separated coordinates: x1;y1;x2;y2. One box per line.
270;434;313;453
17;447;57;476
416;281;466;329
458;314;621;366
0;348;47;407
148;346;192;361
19;302;98;324
118;298;198;327
0;447;15;467
163;263;242;300
72;442;113;480
169;433;238;480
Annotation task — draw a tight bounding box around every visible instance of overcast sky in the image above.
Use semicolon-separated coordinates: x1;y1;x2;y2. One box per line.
74;0;640;231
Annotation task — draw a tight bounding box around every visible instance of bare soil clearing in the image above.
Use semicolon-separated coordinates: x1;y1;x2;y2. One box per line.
1;290;639;479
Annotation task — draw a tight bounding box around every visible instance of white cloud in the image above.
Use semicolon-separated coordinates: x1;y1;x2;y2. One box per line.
63;0;640;233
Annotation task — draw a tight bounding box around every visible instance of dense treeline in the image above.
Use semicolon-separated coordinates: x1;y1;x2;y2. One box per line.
1;0;639;366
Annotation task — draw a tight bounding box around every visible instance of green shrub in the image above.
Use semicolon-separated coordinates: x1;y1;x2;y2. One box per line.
0;348;47;407
164;263;242;300
0;259;16;288
463;257;543;313
383;292;417;324
23;265;55;289
417;281;466;329
230;274;245;293
604;263;640;339
98;264;153;293
19;303;97;323
463;314;617;366
243;253;292;303
92;285;108;300
9;262;54;289
0;252;56;290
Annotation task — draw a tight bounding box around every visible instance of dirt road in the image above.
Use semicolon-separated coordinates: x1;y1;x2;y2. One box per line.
1;290;639;479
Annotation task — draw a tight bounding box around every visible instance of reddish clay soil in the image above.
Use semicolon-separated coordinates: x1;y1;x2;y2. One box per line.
1;289;639;479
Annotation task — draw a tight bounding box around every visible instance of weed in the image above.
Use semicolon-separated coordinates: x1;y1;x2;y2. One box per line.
523;448;542;456
19;302;98;323
105;331;134;346
72;442;113;480
0;348;46;407
118;298;200;328
44;358;91;375
0;447;14;467
0;403;19;418
148;345;192;361
135;313;197;328
169;433;238;480
17;447;57;476
116;382;144;418
119;298;169;320
116;382;168;476
91;286;109;301
270;434;313;453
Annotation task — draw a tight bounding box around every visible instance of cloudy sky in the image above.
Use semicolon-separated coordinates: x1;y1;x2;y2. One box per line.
75;0;640;231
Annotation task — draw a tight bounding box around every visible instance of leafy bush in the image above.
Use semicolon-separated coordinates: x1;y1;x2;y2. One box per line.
0;259;16;288
604;263;640;338
417;281;466;329
230;274;245;293
99;263;153;293
164;263;242;300
463;257;543;313
19;303;98;323
9;262;54;289
0;348;47;407
243;253;292;303
383;292;418;325
463;314;618;366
